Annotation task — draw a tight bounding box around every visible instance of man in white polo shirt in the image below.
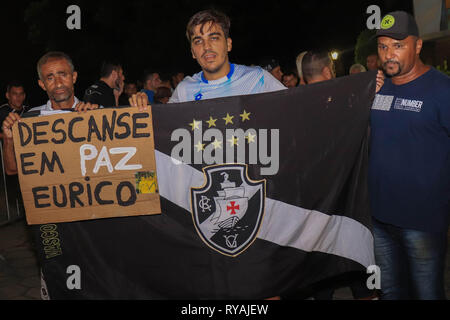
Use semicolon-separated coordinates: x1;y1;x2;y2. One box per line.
1;51;98;175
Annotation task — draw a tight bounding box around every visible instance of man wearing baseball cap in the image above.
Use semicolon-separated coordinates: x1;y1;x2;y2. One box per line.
260;57;284;82
369;11;450;299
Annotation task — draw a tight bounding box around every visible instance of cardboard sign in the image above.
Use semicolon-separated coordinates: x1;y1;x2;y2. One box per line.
12;107;161;224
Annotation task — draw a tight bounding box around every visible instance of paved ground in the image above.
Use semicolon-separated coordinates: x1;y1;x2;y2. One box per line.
0;218;449;300
0;219;40;299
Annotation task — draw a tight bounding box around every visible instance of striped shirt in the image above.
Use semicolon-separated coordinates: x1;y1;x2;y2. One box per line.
169;63;286;103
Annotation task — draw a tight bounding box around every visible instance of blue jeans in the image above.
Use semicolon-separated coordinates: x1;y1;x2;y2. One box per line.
372;218;448;300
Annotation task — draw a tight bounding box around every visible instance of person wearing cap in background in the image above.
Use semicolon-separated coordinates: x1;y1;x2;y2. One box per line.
370;11;450;300
260;58;284;82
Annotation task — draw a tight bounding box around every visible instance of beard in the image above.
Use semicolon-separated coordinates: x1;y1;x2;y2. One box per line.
50;86;72;103
382;60;402;77
202;64;224;74
200;50;227;75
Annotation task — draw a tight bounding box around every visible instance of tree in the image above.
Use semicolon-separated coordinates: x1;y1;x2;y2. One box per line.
354;29;377;66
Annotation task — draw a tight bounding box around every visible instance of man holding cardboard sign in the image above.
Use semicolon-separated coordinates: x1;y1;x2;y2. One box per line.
11;107;160;224
1;51;160;225
2;51;98;175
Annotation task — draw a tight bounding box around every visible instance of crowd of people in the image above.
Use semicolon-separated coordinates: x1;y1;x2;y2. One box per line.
0;8;449;300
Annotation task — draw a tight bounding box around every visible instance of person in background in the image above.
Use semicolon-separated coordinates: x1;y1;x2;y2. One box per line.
154;86;172;104
160;79;174;92
260;58;283;82
171;72;185;90
349;63;367;75
366;53;379;71
83;60;125;107
0;80;28;136
301;50;336;84
141;71;162;104
119;81;138;105
282;71;300;87
295;51;308;85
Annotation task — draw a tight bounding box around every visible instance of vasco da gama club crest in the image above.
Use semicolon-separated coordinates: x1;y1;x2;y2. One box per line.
191;164;266;256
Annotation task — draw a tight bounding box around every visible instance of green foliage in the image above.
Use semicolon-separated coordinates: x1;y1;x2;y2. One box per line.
354;29;377;66
436;60;450;77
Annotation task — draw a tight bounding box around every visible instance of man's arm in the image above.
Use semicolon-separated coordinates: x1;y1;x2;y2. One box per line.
114;78;124;107
1;112;21;175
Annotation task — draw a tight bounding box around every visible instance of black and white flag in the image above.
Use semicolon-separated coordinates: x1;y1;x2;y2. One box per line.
30;71;377;299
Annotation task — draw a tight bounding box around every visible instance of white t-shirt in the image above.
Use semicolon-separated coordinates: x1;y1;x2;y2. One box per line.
29;97;80;115
169;63;286;103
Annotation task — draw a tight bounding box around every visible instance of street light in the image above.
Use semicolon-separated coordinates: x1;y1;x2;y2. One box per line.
331;50;339;60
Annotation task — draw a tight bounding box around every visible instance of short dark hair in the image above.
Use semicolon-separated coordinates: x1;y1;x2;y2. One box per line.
301;50;333;82
6;80;25;92
154;86;172;101
37;51;74;80
142;70;158;83
186;9;230;42
100;60;122;78
282;71;300;86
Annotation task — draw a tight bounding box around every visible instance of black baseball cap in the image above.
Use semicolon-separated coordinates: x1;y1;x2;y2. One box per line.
259;58;280;72
376;11;419;40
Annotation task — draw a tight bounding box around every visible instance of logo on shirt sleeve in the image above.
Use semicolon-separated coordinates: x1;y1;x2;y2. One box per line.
194;92;203;101
371;94;394;111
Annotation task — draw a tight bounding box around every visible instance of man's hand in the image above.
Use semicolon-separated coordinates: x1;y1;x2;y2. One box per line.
129;92;150;112
2;112;21;140
75;101;99;113
376;70;384;93
114;80;124;106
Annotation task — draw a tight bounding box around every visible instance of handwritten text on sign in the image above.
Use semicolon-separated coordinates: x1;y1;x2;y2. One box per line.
13;107;161;224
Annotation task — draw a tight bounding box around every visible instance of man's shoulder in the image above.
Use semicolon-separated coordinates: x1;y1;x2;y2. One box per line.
175;74;202;89
0;103;11;111
28;104;47;113
427;67;450;87
412;68;450;101
233;64;264;78
85;80;111;95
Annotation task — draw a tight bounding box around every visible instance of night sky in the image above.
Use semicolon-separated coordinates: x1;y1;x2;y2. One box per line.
1;0;413;106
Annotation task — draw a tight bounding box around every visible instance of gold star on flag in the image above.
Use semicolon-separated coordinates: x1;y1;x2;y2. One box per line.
227;136;239;146
246;132;256;143
194;141;205;152
205;116;217;128
211;139;222;149
240;110;251;122
223;113;234;125
189;119;201;131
